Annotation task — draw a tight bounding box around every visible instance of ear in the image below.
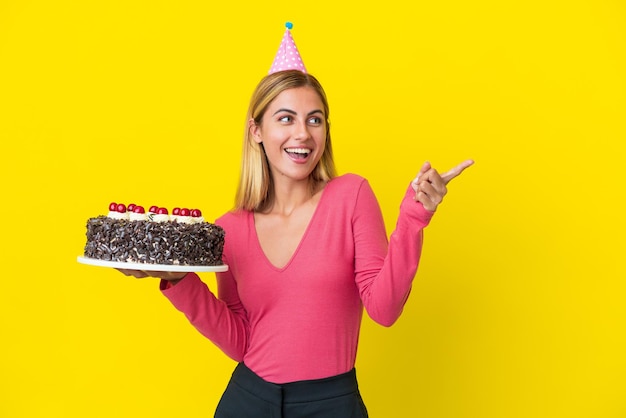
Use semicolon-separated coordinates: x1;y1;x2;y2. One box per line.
249;118;262;144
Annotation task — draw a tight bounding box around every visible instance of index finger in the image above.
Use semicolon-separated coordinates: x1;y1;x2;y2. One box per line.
441;159;475;185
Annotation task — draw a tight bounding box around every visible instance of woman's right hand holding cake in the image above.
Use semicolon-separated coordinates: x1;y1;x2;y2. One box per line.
116;269;187;285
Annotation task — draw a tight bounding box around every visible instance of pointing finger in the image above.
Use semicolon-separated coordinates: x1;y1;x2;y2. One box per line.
441;159;474;185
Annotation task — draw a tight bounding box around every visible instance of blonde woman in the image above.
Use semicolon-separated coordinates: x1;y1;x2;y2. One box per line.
121;69;472;417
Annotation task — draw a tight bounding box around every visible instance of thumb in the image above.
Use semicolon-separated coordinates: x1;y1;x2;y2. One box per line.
411;161;431;191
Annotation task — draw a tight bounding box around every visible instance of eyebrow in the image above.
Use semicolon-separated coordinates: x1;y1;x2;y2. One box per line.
272;108;324;117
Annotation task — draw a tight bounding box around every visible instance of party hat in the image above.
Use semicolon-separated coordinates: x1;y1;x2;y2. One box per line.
269;22;307;74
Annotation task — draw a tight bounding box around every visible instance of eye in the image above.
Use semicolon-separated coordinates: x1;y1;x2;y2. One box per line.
278;115;292;123
308;116;323;125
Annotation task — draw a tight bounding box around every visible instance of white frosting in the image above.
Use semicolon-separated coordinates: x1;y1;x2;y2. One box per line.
129;212;148;221
149;213;170;223
108;211;129;220
171;214;204;224
106;206;205;224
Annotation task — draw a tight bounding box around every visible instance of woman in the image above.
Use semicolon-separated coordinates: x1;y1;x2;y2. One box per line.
121;69;473;417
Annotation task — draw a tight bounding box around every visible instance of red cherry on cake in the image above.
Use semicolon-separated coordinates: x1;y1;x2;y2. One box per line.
127;203;136;212
180;208;190;217
149;205;159;213
116;203;126;213
157;207;168;215
191;209;202;217
109;202;117;211
172;207;181;216
133;205;145;214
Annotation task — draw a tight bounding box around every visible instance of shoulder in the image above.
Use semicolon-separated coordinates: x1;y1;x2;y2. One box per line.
327;173;377;199
325;174;380;211
215;209;250;231
327;173;369;192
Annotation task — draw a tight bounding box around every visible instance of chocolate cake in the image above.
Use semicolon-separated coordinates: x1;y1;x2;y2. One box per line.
83;203;225;266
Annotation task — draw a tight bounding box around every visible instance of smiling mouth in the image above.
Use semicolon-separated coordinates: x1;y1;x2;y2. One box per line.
285;147;312;160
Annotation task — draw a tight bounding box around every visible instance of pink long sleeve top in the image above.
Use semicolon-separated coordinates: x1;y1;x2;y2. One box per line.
161;173;433;384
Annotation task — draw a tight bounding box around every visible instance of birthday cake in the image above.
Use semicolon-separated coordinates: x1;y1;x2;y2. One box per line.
83;203;225;266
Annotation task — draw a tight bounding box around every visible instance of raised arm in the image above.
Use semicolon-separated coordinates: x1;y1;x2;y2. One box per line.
356;160;474;326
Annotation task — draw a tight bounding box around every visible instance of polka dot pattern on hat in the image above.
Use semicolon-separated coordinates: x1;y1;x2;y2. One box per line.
269;23;307;74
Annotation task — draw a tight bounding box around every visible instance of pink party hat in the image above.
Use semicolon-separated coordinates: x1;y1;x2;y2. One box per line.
269;22;307;74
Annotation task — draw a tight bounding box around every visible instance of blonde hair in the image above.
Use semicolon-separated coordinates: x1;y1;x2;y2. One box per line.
235;70;336;212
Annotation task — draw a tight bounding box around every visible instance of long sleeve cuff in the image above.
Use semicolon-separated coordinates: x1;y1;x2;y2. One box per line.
398;183;435;230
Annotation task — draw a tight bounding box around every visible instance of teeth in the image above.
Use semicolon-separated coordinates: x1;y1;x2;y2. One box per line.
285;148;311;155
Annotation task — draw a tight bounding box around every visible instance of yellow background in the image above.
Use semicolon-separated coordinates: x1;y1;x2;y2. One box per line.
1;1;625;417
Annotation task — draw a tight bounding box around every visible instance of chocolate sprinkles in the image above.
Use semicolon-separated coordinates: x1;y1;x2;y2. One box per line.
84;216;225;266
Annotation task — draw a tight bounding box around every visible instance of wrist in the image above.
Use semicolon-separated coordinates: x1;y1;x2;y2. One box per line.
161;273;187;289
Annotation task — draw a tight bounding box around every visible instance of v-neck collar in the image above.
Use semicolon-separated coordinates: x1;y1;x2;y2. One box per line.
250;180;331;272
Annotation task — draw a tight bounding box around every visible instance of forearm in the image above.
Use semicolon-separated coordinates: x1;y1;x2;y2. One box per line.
161;273;248;361
359;184;433;326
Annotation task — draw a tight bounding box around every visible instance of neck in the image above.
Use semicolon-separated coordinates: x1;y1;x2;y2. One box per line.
268;177;321;216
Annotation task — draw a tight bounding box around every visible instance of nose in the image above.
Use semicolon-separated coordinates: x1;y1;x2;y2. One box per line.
293;120;311;141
